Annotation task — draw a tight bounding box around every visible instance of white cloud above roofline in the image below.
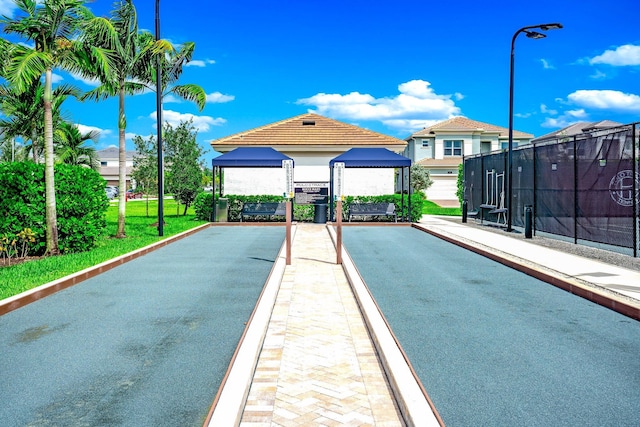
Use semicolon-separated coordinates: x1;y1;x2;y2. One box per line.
567;89;640;112
296;79;461;133
150;109;226;132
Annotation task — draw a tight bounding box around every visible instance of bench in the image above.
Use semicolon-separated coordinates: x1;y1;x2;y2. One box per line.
348;203;397;222
240;202;287;222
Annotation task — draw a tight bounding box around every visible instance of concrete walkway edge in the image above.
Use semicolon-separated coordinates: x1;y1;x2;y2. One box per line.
327;225;443;427
204;226;294;426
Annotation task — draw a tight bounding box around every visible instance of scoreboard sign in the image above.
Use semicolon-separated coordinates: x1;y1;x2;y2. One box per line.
294;182;329;205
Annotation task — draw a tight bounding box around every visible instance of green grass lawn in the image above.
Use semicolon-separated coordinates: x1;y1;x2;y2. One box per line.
0;198;206;301
422;200;462;216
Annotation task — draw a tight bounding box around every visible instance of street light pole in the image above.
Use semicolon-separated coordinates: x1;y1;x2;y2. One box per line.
507;23;562;232
155;0;164;236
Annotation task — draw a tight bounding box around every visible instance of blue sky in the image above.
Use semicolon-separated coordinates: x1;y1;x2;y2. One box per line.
2;0;639;162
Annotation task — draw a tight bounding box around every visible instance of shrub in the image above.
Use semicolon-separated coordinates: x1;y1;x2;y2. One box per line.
204;193;424;222
193;191;214;221
0;162;109;255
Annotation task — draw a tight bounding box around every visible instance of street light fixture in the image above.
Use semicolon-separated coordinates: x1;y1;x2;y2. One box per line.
155;0;164;236
507;22;562;232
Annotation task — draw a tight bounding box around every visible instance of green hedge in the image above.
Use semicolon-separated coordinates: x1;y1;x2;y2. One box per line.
0;162;110;254
195;192;424;223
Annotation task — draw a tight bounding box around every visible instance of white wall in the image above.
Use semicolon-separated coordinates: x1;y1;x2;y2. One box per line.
222;153;397;196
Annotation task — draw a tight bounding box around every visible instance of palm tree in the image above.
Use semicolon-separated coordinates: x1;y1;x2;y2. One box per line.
54;121;100;170
0;79;80;163
0;0;102;255
80;0;169;238
140;39;206;110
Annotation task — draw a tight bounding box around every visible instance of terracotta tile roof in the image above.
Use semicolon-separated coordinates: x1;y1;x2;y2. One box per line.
410;116;533;139
416;158;463;168
532;120;624;142
210;113;407;149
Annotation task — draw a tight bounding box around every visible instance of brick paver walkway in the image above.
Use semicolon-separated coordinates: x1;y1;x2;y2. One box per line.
240;223;404;426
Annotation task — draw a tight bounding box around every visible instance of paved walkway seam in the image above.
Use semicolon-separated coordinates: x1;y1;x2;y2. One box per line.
327;225;443;426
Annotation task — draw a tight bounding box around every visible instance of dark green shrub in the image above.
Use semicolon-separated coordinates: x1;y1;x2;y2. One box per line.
210;193;424;222
194;191;213;220
340;192;424;222
0;162;109;255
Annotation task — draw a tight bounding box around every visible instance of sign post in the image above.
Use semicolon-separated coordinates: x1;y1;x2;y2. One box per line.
334;162;345;265
283;160;293;265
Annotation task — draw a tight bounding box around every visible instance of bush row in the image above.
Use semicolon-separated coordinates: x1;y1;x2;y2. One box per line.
0;162;110;255
193;192;425;222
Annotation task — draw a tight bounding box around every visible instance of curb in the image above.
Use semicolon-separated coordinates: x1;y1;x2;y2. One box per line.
327;225;444;427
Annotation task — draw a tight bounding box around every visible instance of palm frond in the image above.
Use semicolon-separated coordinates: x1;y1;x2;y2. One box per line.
169;84;206;111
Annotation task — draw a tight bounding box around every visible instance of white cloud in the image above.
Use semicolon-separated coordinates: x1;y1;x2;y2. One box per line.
541;109;588;129
540;104;557;115
589;44;640;66
51;73;64;84
185;59;216;67
151;109;226;132
0;0;17;16
567;89;640;112
77;124;110;137
296;79;461;132
206;92;234;103
70;72;101;87
540;58;554;69
589;70;607;80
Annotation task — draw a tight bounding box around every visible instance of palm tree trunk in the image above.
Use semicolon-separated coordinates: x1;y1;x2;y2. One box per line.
116;87;127;238
44;69;59;255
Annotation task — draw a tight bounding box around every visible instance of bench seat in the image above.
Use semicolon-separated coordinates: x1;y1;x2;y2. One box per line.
348;202;397;222
241;202;287;222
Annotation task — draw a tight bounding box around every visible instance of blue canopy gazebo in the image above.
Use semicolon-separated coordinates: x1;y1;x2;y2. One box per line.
328;148;412;221
211;147;294;220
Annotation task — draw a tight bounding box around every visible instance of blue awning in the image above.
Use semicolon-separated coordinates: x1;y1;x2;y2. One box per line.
329;148;411;168
212;147;293;167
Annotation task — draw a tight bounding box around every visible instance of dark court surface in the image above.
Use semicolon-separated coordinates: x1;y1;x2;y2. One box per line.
343;226;640;427
0;227;284;427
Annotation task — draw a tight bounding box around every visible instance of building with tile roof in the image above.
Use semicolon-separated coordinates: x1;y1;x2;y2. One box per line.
531;120;623;143
210;113;408;197
404;117;534;205
97;146;135;188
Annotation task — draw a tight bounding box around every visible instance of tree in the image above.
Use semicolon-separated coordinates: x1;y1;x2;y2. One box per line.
79;0;168;238
456;162;464;205
0;80;79;163
140;40;206;111
410;164;433;194
54;121;100;170
0;0;100;255
131;134;158;217
164;120;205;215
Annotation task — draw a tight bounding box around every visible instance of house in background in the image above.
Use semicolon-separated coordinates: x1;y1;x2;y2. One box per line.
531;120;623;143
96;146;135;188
404;117;533;205
210;113;407;197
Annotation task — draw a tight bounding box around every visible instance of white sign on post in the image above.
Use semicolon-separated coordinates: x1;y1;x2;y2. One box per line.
334;162;345;200
283;159;294;199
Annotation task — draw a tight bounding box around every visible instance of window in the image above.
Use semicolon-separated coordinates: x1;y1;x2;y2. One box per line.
100;161;107;166
421;139;429;147
444;140;462;156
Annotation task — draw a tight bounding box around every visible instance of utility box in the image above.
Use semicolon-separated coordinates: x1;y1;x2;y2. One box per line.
215;198;228;222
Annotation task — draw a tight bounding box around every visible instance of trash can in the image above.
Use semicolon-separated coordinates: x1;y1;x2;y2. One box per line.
215;198;228;222
524;204;533;238
313;203;327;224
